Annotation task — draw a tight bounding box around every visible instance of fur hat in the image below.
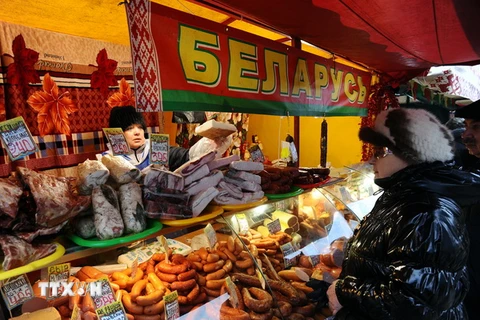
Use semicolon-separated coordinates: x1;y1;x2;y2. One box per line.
359;108;454;164
109;106;146;131
455;99;480;120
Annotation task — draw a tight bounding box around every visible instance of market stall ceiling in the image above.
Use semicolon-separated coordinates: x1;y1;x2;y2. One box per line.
193;0;480;80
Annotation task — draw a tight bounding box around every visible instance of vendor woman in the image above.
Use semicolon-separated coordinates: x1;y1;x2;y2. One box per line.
98;106;189;171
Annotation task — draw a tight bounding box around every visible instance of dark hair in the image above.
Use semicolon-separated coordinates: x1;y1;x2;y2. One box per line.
108;106;147;131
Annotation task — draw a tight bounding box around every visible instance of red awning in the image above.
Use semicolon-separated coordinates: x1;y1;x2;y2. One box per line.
193;0;480;81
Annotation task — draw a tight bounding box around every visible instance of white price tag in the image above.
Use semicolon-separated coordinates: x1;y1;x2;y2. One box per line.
204;223;217;248
236;214;249;235
0;275;34;310
164;291;180;320
267;219;281;234
280;242;297;268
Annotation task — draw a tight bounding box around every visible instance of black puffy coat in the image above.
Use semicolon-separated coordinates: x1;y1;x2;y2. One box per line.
335;162;480;320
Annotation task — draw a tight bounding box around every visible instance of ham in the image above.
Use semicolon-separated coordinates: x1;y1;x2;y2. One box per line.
0;235;57;271
184;170;224;196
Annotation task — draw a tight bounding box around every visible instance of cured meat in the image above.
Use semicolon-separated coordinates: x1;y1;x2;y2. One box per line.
92;185;124;240
74;215;96;239
214;190;264;205
229;161;264;172
226;169;261;184
143;188;192;219
143;168;184;191
17;167;91;228
15;221;68;243
0;235;57;271
224;176;262;192
189;186;219;217
207;154;240;171
0;177;23;219
77;159;110;194
184;164;210;186
101;154;141;184
118;182;146;234
184;170;223;196
174;151;216;176
217;181;243;199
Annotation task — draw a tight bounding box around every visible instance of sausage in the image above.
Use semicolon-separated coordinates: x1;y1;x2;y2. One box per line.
215;250;228;261
81;291;95;313
156;260;189;274
235;257;254;269
145;283;155;295
122;292;144;314
170;279;196;292
204;287;221;297
112;271;130;282
112;279;127;289
250;239;276;248
234;237;244;254
203;260;225;273
146;260;155;274
249;309;273;320
197;273;206;286
190;291;207;305
242;287;273;313
273;301;293;318
227;236;235;252
206;268;226;281
293;303;316;316
222;259;233;273
197;247;209;261
186;284;200;303
151;252;166;262
148;272;166;290
206;279;226;290
187;253;201;262
144;299;165;315
221;282;244;310
83;311;97;320
221;248;237;262
136;289;165;306
134;315;162;320
126;314;135;320
126;269;144;287
139;260;149;271
130;279;148;301
155;270;178;283
220;304;250;320
207;253;220;263
291;281;314;294
68;280;80;310
177;269;196;281
289;313;306;320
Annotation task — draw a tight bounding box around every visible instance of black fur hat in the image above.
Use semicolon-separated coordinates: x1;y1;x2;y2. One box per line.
109;106;146;131
455;99;480;120
359;108;454;164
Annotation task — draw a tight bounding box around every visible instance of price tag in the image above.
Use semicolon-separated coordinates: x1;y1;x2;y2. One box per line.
71;304;81;320
256;269;266;290
164;290;180;320
225;277;239;308
92;278;116;310
236;213;249;235
0;116;38;161
96;301;128;320
280;242;297;268
248;144;264;163
309;254;320;267
47;263;70;300
267;219;281;234
0;275;34;310
103;128;130;156
158;235;170;263
204;223;217;249
130;258;138;279
150;134;170;166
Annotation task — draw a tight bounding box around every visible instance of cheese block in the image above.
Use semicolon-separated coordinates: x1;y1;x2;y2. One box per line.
195;119;236;139
10;307;61;320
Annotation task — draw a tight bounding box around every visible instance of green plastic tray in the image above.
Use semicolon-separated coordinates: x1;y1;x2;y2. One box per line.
67;219;163;248
265;186;304;200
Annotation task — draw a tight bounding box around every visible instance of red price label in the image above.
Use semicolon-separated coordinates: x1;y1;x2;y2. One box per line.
1;275;34;310
8;138;36;158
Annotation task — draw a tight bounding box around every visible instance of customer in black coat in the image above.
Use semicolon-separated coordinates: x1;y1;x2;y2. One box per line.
326;108;480;319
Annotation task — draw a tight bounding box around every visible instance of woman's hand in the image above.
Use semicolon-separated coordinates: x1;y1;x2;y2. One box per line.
327;280;343;315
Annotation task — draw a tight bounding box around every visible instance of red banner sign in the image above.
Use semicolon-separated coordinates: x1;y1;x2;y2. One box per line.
126;0;371;116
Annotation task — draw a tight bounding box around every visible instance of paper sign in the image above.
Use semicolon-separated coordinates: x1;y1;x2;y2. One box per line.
158;235;170;263
47;263;70;300
96;301;128;320
225;277;239;308
164;290;180;320
0;275;34;310
71;304;81;320
103;128;130;155
204;223;217;248
294;268;310;282
0;116;38;161
150;134;169;166
256;269;266;290
248;144;264;163
236;214;249;235
267;219;281;234
92;278;116;310
280;242;297;268
130;258;138;279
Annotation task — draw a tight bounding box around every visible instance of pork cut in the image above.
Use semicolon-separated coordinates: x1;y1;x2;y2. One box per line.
0;235;57;270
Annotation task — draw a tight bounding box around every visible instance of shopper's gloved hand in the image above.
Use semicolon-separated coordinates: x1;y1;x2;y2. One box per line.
306;278;330;308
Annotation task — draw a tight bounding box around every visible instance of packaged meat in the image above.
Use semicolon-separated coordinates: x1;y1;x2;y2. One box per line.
189;186;219;217
207;154;240;171
143;168;184;191
74;215;96;239
184;170;223;195
224;176;262;192
194;119;237;139
0;234;57;271
218;180;243;199
101;154;141;184
226;169;261;184
0;176;23;219
230;160;264;172
143;188;192;219
119;182;147;234
92;185;124;240
184;164;210;186
77;159;110;194
17;167;91;228
174;150;216;176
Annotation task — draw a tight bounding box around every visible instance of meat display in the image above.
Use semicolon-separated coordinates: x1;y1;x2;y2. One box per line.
118;182;147;234
17;167;91;228
143;168;184;191
0;234;57;270
92;185;124;240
